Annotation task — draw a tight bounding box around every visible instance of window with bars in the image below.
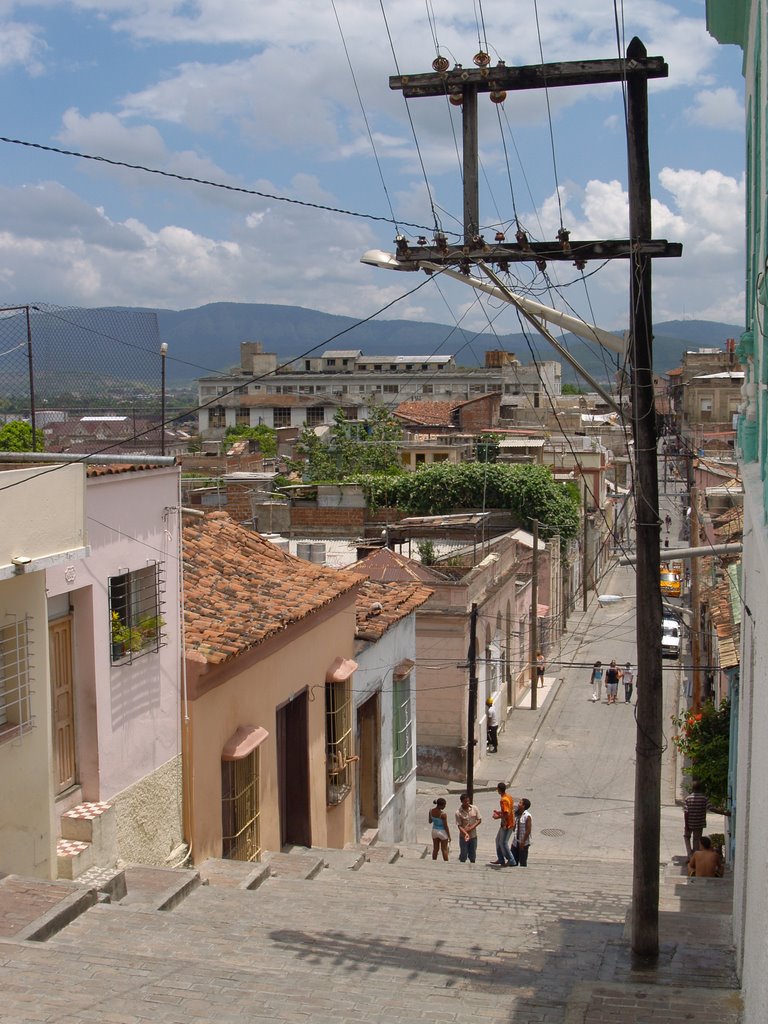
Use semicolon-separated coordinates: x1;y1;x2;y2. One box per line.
392;671;413;782
306;406;325;426
0;615;33;740
273;407;292;428
108;563;165;665
326;681;352;805
208;406;226;428
235;407;251;426
221;750;261;862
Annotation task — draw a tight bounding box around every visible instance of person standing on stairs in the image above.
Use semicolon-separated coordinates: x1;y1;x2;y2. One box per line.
455;792;482;864
429;798;451;861
489;783;516;866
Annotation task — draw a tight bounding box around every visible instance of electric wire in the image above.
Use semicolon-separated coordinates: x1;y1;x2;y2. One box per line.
0;134;444;237
331;0;400;232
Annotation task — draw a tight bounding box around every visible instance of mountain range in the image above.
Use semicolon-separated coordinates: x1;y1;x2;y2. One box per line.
18;301;744;391
152;304;744;386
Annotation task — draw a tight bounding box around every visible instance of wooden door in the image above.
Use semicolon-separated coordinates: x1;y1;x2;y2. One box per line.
276;690;310;848
357;693;379;830
49;617;77;794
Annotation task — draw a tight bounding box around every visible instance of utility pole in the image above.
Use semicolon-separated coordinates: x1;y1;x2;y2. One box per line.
466;602;479;799
690;487;701;711
530;519;539;711
24;306;37;452
627;36;664;961
582;478;589;612
374;38;676;962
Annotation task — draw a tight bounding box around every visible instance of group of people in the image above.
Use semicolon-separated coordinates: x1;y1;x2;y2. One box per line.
589;660;635;704
683;779;724;877
428;782;532;867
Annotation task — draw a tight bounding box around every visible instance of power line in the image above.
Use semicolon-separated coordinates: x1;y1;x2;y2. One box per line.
0;134;445;236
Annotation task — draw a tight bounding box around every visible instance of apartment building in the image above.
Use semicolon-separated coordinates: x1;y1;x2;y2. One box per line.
197;342;561;439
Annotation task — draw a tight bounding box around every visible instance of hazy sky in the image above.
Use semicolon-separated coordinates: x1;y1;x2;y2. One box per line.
0;1;747;342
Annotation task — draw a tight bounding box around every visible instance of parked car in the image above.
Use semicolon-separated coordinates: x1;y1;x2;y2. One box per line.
661;616;681;659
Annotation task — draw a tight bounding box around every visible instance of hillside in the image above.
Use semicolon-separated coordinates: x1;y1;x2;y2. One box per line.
13;300;744;391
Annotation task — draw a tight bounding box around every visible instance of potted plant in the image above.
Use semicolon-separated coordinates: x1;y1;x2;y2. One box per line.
110;612;142;660
137;614;165;643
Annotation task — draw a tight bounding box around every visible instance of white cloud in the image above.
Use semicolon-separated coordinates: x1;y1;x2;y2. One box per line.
686;87;744;131
0;19;46;74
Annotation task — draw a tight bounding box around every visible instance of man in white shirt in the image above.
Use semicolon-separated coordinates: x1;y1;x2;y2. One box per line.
486;697;498;752
513;798;532;867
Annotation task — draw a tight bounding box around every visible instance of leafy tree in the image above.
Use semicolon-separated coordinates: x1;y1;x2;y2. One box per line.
0;420;44;452
294;408;402;481
350;462;580;541
562;383;585;395
416;539;437;565
224;423;277;458
671;699;730;808
474;432;501;463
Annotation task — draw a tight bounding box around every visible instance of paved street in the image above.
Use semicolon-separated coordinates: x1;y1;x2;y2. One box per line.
417;557;704;869
0;476;739;1022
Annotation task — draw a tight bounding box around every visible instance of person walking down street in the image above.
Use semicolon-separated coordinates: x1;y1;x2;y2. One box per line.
688;835;724;877
605;660;621;704
683;780;709;858
485;698;498;753
590;661;604;703
536;651;545;687
512;798;532;867
455;793;482;864
429;798;451;861
489;782;516;866
623;663;634;703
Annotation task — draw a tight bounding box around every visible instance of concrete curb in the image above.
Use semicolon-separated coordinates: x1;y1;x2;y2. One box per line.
16;887;98;942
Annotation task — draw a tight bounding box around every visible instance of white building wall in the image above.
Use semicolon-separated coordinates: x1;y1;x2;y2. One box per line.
45;466;184;865
353;615;418;844
0;463;87;878
734;463;768;1023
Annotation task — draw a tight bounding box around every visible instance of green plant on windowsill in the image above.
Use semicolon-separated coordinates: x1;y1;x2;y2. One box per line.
137;614;165;641
110;612;142;655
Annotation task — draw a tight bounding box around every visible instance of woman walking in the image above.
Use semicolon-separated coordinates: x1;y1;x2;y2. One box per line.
429;797;451;861
590;661;603;703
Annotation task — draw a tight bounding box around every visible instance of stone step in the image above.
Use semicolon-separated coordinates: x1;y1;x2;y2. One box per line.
55;838;93;881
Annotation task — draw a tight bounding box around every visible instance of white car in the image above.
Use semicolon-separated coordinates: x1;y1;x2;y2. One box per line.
661;617;681;659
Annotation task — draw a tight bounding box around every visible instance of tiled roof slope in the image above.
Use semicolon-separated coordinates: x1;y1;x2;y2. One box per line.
86;463;172;476
183;511;361;665
350;546;446;583
394;400;464;427
356;580;434;642
713;504;743;540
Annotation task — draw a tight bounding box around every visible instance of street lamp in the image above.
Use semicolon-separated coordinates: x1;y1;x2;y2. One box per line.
160;342;168;457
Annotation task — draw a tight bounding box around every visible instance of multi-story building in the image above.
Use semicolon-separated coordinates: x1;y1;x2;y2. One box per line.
197;342;561;439
706;4;767;1021
667;343;743;452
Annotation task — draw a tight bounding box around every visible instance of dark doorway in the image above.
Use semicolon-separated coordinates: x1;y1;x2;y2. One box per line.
357;692;380;831
276;689;310;848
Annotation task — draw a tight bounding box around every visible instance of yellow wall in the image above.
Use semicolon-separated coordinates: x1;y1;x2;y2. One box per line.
185;596;357;862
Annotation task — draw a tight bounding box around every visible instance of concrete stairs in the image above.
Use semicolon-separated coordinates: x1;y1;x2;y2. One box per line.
55;800;117;882
1;847;742;1023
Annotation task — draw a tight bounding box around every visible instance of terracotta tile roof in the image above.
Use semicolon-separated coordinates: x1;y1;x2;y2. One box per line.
394;400;464;427
183;511;361;666
708;569;740;670
86;463;171;476
349;547;446;583
713;505;743;541
355;579;434;642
